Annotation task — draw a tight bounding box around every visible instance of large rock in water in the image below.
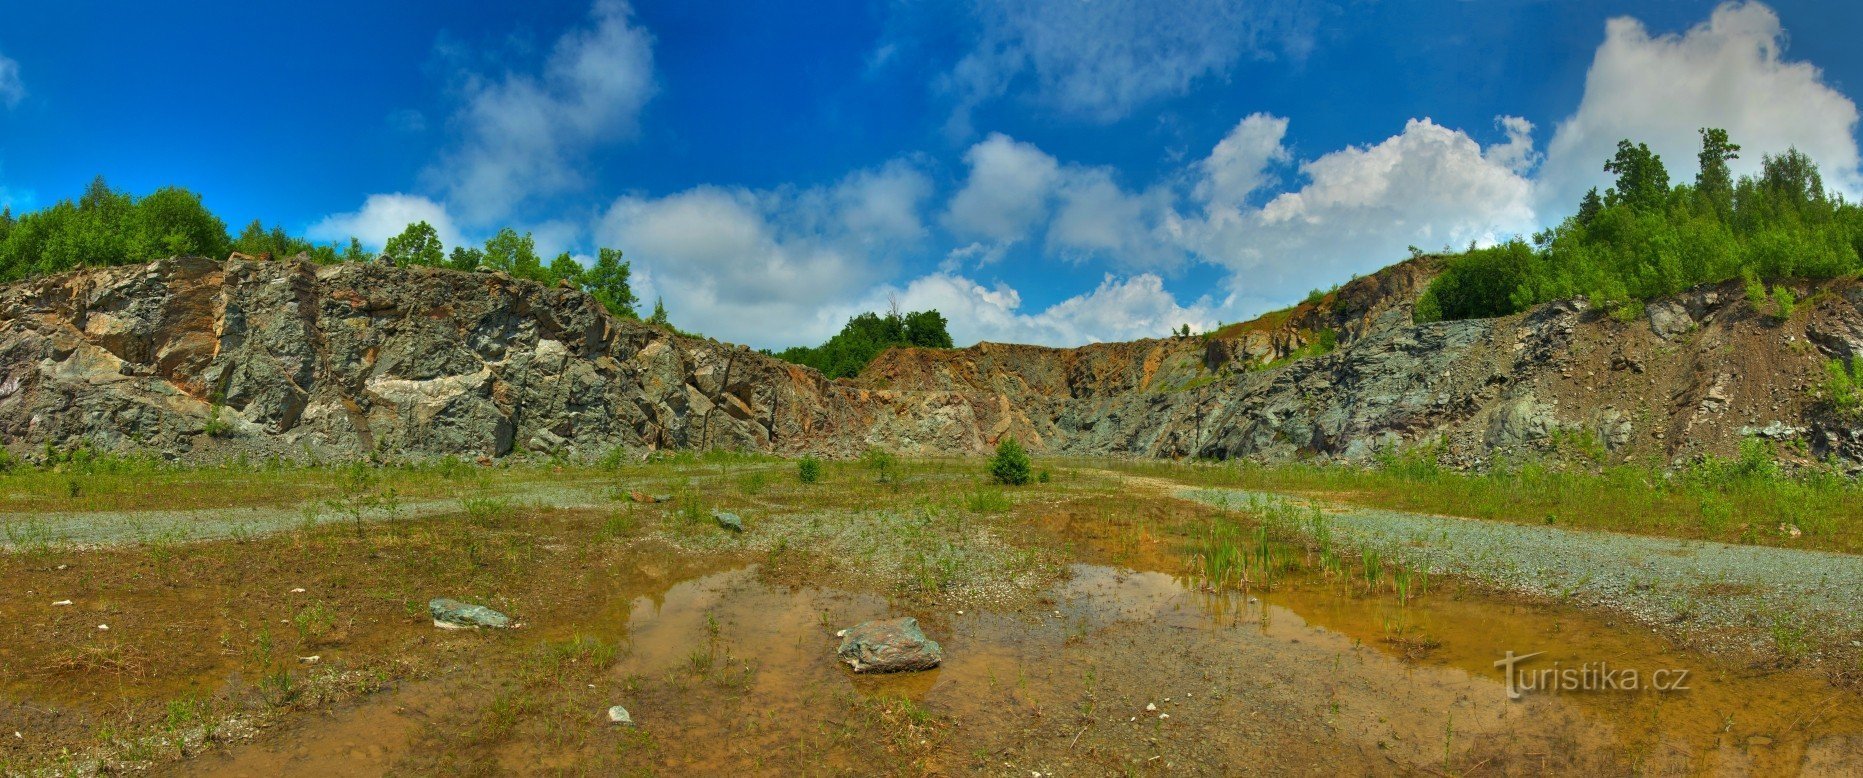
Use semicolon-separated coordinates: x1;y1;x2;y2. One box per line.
835;617;943;673
429;598;511;629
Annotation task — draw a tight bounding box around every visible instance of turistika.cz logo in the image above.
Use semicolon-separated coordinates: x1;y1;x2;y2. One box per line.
1493;651;1691;700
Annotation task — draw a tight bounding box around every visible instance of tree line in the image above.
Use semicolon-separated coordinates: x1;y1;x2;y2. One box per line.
0;177;644;319
767;308;955;379
1418;129;1863;322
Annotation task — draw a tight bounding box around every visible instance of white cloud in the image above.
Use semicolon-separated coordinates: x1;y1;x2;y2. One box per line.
595;162;933;347
0;52;20;109
431;0;656;225
1183;117;1538;307
1540;1;1861;209
1195;113;1291;209
942;133;1061;243
938;0;1316;132
843;272;1217;347
307;193;466;252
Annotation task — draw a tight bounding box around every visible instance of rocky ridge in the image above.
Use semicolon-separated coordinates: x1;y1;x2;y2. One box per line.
2;253;1860;467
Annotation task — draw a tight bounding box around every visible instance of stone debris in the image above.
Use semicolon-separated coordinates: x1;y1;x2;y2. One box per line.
835;617;943;673
429;598;512;629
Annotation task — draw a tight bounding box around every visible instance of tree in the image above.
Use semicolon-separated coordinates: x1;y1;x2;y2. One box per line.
383;221;444;267
132;187;229;258
1758;147;1825;210
547;252;584;287
483;228;545;281
902;309;953;348
446;245;486;271
342;237;370;263
584;247;638;318
1576;187;1604;226
1603;140;1670;212
1696;128;1740;217
988;437;1033;486
646;296;670;326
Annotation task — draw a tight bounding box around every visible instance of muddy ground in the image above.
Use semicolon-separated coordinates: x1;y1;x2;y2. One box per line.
0;459;1859;776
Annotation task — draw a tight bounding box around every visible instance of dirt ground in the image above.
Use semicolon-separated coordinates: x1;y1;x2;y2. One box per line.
0;459;1859;776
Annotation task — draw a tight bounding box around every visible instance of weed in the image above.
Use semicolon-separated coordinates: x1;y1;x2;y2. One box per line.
797;456;822;484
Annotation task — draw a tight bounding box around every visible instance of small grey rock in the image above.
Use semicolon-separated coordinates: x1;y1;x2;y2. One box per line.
835;617;942;673
607;705;633;725
711;509;743;533
429;598;511;629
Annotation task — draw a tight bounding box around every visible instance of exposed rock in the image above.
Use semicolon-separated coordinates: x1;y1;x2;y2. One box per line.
606;705;633;725
5;255;1863;470
429;598;511;629
711;509;743;533
835;617;942;673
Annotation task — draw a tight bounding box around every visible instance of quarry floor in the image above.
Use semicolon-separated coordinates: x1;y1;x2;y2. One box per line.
0;458;1859;776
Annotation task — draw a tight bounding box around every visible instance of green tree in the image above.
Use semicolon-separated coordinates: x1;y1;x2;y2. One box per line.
383;221;444;267
1602;140;1670;212
483;228;546;281
584;247;639;318
988;437;1033;486
547;252;584;287
342;237;370;263
132;187;229;258
1695;127;1740;217
446;245;486;271
646;296;670;327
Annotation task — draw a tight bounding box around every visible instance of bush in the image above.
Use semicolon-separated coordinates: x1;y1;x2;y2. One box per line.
988;437;1032;486
797;456;822;484
860;447;896;483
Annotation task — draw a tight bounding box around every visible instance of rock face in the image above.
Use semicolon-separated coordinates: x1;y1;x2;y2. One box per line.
835;617;943;673
3;254;1861;468
429;598;511;629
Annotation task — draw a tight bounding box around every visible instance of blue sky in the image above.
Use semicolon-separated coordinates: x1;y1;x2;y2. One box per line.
2;1;1861;349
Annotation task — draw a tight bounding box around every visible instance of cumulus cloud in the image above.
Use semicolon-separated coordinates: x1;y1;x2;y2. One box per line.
840;272;1218;347
595;162;934;347
307;193;466;251
0;51;23;108
941;133;1061;243
1195;112;1291;209
942;133;1181;269
431;0;656;225
1184;117;1538;306
938;0;1316;132
1540;1;1861;208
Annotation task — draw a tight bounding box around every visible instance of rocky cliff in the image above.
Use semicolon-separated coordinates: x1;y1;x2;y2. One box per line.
3;254;1861;468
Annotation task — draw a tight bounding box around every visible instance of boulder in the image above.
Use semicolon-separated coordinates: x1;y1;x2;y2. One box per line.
606;705;633;725
835;617;942;673
429;598;511;629
711;509;744;532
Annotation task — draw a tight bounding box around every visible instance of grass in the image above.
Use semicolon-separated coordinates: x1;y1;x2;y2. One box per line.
1106;441;1863;554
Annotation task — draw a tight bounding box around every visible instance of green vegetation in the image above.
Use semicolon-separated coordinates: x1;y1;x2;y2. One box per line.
797;455;822;484
987;437;1032;486
1126;437;1863;553
0;178;642;320
770;308;954;379
1417;130;1863;322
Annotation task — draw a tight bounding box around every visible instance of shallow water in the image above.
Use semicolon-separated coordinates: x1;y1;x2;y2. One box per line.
187;551;1863;775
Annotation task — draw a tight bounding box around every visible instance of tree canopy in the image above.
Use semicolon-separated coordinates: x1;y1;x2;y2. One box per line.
1417;129;1863;323
0;178;642;321
770;308;955;379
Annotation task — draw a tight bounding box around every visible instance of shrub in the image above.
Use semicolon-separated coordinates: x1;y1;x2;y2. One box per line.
860;447;897;483
988;437;1032;486
797;456;822;484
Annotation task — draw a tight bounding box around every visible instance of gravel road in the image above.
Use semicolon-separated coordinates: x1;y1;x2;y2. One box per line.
1184;488;1863;646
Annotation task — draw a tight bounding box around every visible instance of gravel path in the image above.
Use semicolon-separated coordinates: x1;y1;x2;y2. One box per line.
1183;488;1863;645
0;481;612;550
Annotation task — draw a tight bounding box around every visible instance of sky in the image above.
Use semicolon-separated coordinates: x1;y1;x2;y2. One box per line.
2;1;1861;350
